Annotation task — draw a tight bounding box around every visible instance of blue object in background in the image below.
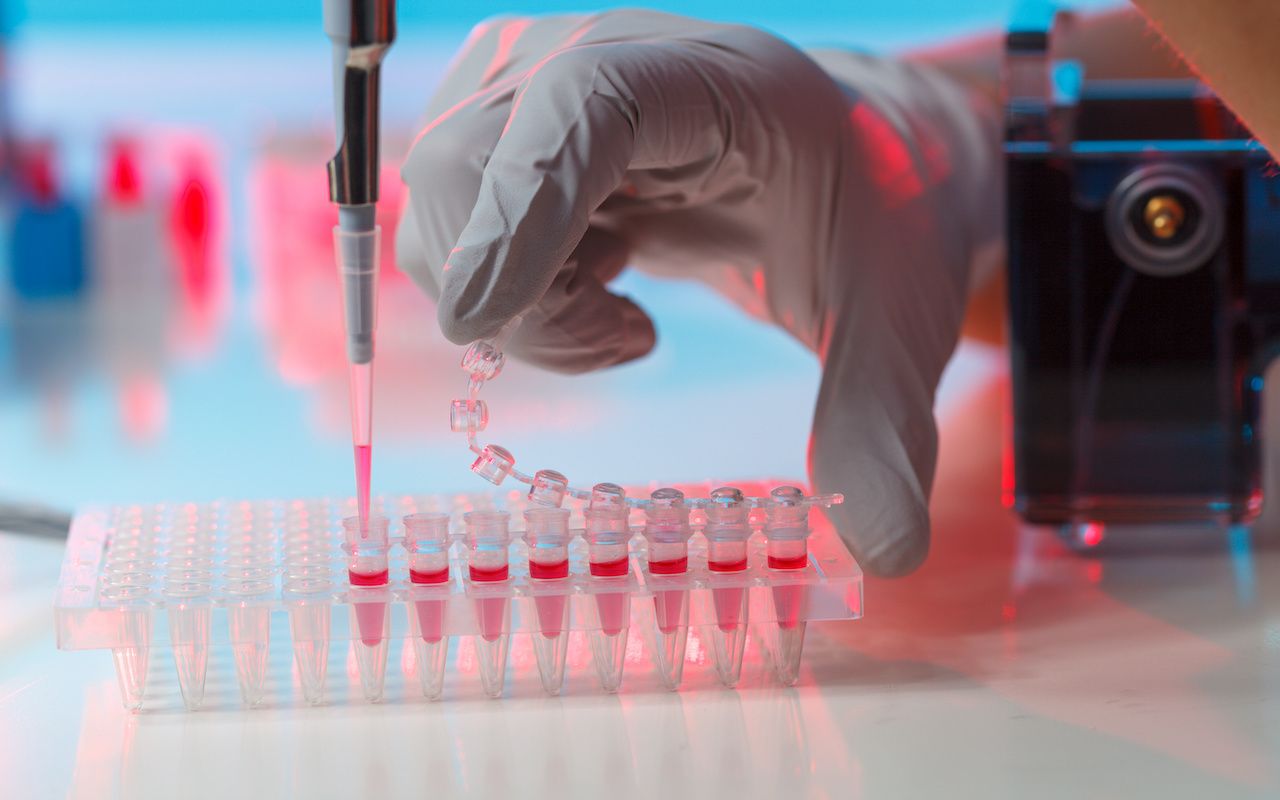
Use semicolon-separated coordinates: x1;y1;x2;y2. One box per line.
9;198;86;299
8;146;86;300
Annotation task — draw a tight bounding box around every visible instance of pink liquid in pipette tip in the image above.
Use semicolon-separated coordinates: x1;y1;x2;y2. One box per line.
470;563;509;642
530;559;570;639
349;361;373;525
354;444;372;526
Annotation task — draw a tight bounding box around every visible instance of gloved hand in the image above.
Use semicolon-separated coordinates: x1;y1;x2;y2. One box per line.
396;10;1002;576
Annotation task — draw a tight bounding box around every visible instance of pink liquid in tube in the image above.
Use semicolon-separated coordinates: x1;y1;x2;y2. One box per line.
530;559;569;639
353;601;386;647
348;568;388;646
648;556;687;576
590;557;629;578
654;591;685;635
348;568;388;586
410;566;449;584
529;559;568;580
772;585;805;630
649;557;688;635
767;553;808;571
415;601;445;644
708;557;747;633
709;557;748;573
410;566;449;644
469;564;508;582
595;594;628;637
535;594;568;639
470;563;508;642
589;558;630;636
766;550;808;629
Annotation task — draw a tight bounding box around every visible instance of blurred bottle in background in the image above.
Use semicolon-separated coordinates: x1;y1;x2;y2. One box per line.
9;138;85;300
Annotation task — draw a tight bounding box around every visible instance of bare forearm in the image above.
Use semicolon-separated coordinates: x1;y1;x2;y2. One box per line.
1134;0;1280;154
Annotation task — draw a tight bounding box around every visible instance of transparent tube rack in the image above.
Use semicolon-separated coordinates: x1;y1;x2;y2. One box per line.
54;485;862;711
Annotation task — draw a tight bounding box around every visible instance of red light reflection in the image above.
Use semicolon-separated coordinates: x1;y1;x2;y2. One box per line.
837;377;1273;785
849;103;925;208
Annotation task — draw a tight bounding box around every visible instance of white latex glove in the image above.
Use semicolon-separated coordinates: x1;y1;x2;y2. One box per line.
397;10;1002;576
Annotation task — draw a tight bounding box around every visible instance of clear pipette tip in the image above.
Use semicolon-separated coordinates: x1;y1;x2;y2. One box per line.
334;223;380;525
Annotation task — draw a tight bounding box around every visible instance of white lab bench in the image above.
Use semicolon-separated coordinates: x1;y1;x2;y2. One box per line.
5;345;1280;797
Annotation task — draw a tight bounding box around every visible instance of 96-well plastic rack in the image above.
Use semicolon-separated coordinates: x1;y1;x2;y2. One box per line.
54;482;861;710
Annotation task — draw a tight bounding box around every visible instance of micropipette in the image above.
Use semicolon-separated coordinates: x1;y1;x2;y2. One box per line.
324;0;396;526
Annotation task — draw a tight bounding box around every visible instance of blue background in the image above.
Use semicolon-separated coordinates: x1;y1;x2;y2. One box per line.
0;1;1110;509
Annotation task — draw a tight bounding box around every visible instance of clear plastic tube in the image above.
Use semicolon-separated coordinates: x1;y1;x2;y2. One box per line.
463;510;513;698
523;507;573;694
452;320;846;512
402;512;452;699
341;514;390;701
704;487;751;686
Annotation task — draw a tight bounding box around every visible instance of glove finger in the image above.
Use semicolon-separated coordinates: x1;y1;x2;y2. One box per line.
809;300;938;578
435;37;758;344
400;125;655;374
507;226;656;373
398;83;512;295
400;14;616;301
